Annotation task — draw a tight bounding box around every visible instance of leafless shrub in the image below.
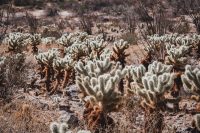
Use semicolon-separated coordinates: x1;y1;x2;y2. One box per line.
170;17;190;34
13;0;34;6
121;32;138;45
79;15;93;35
0;2;13;41
122;5;137;33
25;12;38;34
136;0;174;37
190;13;200;34
46;2;59;17
0;54;27;101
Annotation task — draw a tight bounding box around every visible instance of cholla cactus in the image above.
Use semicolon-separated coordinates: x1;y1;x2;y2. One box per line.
65;42;88;61
51;56;76;94
181;65;200;101
29;34;41;54
42;37;56;46
125;65;146;93
147;61;173;75
50;122;91;133
85;35;106;59
35;49;60;92
57;32;88;47
35;49;60;66
136;72;176;110
75;57;127;129
111;39;129;68
61;56;76;90
165;44;189;69
194;114;200;131
3;32;30;53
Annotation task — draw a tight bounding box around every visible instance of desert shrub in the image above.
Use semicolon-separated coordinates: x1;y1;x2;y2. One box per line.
13;0;34;6
121;32;138;45
25;12;39;34
41;25;62;39
45;2;59;17
50;122;91;133
79;15;93;35
0;54;27;100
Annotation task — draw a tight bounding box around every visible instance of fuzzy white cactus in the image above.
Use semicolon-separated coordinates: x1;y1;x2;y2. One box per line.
3;32;31;53
57;32;88;47
181;65;200;97
111;39;129;67
30;34;41;46
75;57;127;112
50;122;91;133
165;44;189;67
147;61;173;75
42;37;56;46
35;48;60;65
136;72;176;109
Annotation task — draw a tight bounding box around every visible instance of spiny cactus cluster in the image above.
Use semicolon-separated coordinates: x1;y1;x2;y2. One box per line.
146;33;200;63
57;32;88;47
127;61;177;110
181;65;200;101
165;44;189;68
148;33;200;46
50;122;91;133
29;34;41;53
35;48;76;94
136;73;176;109
3;32;31;53
75;57;127;112
148;61;173;75
111;39;129;68
63;33;107;61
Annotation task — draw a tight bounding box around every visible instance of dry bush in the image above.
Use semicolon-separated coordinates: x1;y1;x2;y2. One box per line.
79;15;93;35
0;3;13;41
121;33;138;45
46;2;59;17
136;0;174;37
13;0;35;6
0;54;27;101
25;12;39;34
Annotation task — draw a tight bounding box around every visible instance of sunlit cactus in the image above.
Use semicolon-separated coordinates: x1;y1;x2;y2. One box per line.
181;65;200;101
165;44;189;69
57;32;88;47
51;55;76;94
111;39;129;68
136;72;176;110
65;42;88;61
85;35;106;59
35;48;60;66
35;49;60;92
42;37;56;46
147;61;173;75
75;57;127;130
125;65;146;93
30;34;41;54
3;32;30;53
50;122;91;133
